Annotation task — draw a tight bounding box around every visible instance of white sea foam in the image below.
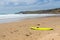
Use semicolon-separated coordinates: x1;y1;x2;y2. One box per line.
0;14;60;23
0;14;59;19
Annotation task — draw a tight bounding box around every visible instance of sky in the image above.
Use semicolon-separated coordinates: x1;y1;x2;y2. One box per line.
0;0;60;14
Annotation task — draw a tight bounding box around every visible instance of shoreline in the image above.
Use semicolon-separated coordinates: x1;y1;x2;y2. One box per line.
0;16;60;24
0;14;60;23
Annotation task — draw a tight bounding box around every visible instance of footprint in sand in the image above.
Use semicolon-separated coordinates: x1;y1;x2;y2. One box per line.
37;33;60;40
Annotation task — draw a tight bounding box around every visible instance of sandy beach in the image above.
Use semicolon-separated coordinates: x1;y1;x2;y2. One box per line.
0;16;60;40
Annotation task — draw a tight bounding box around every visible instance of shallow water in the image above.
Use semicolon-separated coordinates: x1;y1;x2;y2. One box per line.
0;14;60;23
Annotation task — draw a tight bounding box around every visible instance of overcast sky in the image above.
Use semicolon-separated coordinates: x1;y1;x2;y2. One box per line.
0;0;60;14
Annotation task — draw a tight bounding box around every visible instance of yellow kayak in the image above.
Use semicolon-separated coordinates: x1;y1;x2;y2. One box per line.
31;26;53;30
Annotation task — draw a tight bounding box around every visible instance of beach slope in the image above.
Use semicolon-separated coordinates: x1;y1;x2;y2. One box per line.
0;17;60;40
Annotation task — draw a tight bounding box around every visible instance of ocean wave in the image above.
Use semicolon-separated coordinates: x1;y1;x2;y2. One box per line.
0;14;60;23
0;14;59;19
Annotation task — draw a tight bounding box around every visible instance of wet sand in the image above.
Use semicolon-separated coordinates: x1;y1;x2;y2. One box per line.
0;16;60;40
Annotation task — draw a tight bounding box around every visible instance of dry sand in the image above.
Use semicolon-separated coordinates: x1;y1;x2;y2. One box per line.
0;16;60;40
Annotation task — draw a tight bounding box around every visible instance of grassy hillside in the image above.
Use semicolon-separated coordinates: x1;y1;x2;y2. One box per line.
16;8;60;14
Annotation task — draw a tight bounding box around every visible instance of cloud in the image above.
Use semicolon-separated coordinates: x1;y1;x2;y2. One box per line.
0;0;38;6
0;0;60;13
0;1;5;6
0;0;56;6
0;0;59;6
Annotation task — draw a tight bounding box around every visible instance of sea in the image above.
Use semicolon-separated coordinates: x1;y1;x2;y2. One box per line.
0;14;60;23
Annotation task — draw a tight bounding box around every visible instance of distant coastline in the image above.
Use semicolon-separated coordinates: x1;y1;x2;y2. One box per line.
16;8;60;14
